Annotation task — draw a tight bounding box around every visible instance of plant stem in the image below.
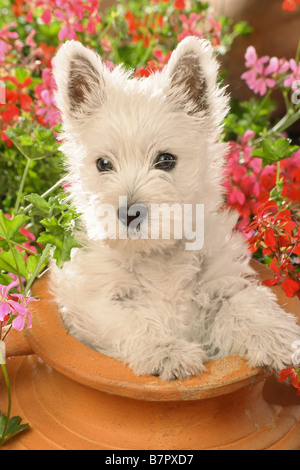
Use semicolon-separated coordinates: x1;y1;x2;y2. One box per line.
276;161;281;186
269;109;300;136
0;237;36;255
1;326;11;342
136;39;156;69
14;158;31;214
295;39;300;63
24;243;52;296
0;217;25;296
0;359;11;448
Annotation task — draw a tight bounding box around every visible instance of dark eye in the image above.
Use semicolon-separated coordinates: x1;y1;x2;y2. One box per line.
154;153;177;171
96;157;114;172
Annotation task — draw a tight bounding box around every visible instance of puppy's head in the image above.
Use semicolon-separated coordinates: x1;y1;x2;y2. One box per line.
53;37;229;253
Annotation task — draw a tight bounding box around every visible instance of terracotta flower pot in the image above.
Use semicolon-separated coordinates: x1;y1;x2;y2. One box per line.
1;260;300;450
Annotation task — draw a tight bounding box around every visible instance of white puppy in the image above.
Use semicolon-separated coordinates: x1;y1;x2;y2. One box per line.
50;37;300;380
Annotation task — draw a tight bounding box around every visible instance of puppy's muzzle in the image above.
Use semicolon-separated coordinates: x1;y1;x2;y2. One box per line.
118;204;148;227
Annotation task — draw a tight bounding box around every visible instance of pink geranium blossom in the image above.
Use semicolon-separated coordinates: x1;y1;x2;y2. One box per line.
241;46;276;96
0;282;36;330
153;49;172;65
26;0;101;40
265;56;289;76
0;282;17;321
34;67;61;128
242;47;293;96
284;59;300;90
41;8;52;24
0;22;18;63
177;12;221;45
223;130;262;219
177;13;203;42
25;29;37;48
9;294;36;331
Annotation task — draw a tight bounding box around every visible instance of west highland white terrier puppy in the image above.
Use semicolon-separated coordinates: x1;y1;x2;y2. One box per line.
50;37;300;381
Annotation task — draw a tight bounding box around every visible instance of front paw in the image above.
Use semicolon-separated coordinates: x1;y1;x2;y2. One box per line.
242;326;300;372
130;338;208;381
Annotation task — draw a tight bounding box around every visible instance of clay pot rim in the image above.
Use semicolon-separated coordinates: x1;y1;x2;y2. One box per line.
24;265;269;402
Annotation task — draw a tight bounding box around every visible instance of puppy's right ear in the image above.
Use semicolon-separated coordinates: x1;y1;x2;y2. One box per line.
53;41;105;122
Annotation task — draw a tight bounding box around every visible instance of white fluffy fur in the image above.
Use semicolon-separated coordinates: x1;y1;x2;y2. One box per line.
50;37;300;381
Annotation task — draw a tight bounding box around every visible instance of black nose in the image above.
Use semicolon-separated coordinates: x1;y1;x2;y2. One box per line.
118;204;148;227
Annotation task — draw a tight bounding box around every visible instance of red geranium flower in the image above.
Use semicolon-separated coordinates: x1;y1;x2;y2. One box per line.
282;0;300;11
245;198;300;298
174;0;186;9
134;61;162;78
279;367;300;394
2;75;33;111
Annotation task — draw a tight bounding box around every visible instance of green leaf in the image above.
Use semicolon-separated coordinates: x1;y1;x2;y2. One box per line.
0;250;28;278
37;231;80;267
0;211;29;240
5;314;16;327
274;138;299;159
38;216;64;239
0;273;13;285
25;253;49;282
52;124;63;133
37;215;81;268
59;236;81;266
0;412;29;445
233;21;253;36
4;126;60;161
15;68;31;84
251;137;299;166
25;193;51;217
222;96;277;142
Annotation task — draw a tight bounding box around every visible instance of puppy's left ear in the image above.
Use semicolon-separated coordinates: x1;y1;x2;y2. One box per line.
164;37;228;121
53;41;106;122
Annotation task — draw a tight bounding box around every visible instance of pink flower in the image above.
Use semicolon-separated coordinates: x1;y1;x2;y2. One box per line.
41;8;52;25
25;29;37;48
0;282;36;330
105;61;115;72
153;49;172;65
284;59;300;90
0;23;18;64
223;131;263;219
9;294;37;331
0;22;18;41
228;186;246;206
100;37;113;53
86;11;101;35
34;68;61;128
241;46;277;96
240;129;255;146
58;22;84;41
177;13;203;42
0;281;17;321
265;57;289;76
243;46;266;68
54;7;84;41
28;0;101;39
